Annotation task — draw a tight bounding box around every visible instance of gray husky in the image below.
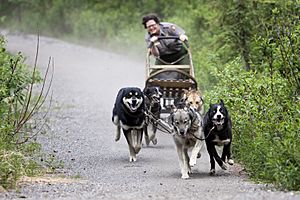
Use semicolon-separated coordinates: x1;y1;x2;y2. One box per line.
170;104;205;179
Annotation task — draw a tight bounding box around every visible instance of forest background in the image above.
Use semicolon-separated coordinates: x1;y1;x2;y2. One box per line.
0;0;299;191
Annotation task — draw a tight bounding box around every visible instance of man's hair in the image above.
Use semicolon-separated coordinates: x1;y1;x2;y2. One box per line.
142;13;160;28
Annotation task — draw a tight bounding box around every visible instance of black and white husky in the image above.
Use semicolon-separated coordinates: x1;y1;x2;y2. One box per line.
112;87;145;162
203;99;234;174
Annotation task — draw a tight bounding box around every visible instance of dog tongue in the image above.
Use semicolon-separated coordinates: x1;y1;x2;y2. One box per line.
131;105;138;111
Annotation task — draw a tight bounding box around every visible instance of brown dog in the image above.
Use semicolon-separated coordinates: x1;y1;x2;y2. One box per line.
182;89;205;116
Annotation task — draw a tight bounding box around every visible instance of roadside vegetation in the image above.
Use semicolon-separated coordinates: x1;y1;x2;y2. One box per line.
0;35;55;189
0;36;41;188
0;0;299;191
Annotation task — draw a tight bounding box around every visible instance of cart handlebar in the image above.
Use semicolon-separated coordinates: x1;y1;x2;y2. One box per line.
149;35;189;48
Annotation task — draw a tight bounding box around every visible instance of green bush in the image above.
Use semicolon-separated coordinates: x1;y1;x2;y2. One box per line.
205;59;300;190
0;151;25;188
0;36;43;188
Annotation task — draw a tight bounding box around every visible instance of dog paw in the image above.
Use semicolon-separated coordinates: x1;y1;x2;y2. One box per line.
221;163;228;170
115;137;120;142
197;152;201;158
152;138;157;145
129;156;137;162
181;174;189;179
209;169;216;175
145;140;150;146
227;159;234;165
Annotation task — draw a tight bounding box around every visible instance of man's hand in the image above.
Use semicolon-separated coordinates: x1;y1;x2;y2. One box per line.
179;34;188;41
150;36;158;43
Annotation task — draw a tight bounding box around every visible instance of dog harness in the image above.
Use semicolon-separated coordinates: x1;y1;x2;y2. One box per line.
188;108;201;133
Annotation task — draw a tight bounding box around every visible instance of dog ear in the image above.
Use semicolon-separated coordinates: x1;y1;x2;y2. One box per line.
188;108;195;119
208;103;213;115
170;113;174;123
117;88;126;100
196;90;202;96
139;89;145;100
143;87;149;94
169;106;176;123
220;99;224;106
159;87;163;92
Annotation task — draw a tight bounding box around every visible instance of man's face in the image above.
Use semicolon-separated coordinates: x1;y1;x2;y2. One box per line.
146;19;160;35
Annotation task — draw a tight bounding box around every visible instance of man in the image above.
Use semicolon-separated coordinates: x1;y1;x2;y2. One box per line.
142;14;189;65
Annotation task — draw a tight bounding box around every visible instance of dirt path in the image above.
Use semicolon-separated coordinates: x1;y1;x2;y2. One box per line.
0;31;299;200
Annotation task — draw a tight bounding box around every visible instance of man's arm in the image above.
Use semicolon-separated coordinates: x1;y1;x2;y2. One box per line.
165;23;188;41
148;36;160;57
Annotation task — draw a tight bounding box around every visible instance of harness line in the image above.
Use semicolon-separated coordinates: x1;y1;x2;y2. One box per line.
190;126;215;141
144;111;174;134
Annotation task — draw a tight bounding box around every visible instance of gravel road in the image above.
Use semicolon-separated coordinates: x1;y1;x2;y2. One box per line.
0;31;299;200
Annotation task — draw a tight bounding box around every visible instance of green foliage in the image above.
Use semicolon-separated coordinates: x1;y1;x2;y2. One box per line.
0;37;30;146
0;36;43;188
250;1;300;91
200;1;299;190
0;151;25;188
206;59;300;190
204;2;299;191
